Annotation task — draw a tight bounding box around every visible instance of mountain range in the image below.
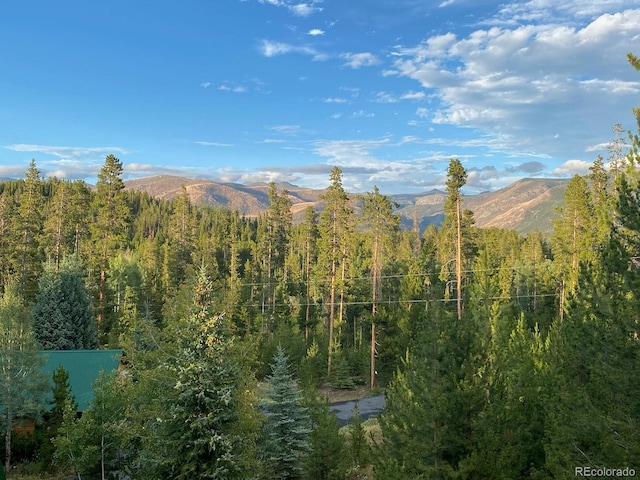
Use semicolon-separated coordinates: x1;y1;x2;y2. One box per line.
124;175;570;236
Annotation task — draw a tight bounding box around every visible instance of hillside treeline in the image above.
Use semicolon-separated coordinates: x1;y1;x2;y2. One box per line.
1;55;639;480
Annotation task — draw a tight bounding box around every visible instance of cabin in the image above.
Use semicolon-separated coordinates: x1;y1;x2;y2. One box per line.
13;350;123;435
41;349;124;412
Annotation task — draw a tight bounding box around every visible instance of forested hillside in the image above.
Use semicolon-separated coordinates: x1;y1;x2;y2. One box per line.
123;174;569;235
1;54;640;480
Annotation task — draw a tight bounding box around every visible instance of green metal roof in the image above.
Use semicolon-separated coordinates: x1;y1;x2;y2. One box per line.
40;350;123;412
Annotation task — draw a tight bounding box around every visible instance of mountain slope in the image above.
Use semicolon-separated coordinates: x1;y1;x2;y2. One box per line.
124;175;568;235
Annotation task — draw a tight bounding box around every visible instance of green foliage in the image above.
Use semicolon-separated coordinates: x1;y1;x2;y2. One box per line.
31;257;96;350
259;345;311;479
305;399;349;480
39;365;77;472
0;284;49;471
12;160;45;302
347;402;369;470
144;265;248;479
53;372;133;479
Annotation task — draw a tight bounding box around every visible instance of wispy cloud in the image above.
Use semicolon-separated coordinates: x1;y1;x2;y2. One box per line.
3;144;133;180
416;107;429;118
195;141;233;147
308;28;324;36
5;144;130;159
341;52;380;68
219;84;247;93
267;124;316;136
401;90;426;100
256;0;323;17
259;39;326;60
351;110;375;118
200;81;211;88
323;97;348;103
373;92;398;103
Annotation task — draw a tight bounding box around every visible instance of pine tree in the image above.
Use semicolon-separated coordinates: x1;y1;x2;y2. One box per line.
347;402;369;471
13;160;45;301
167;186;195;287
0;284;49;471
374;304;471;479
551;174;596;321
43;180;91;268
317;167;353;374
0;192;16;291
150;265;246;479
90;154;131;333
40;365;77;472
261;182;293;314
305;399;349;480
31;257;96;350
440;158;471;321
53;371;133;479
259;345;311;479
360;185;400;389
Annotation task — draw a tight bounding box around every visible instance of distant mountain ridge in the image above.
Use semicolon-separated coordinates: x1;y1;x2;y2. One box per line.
124;175;569;235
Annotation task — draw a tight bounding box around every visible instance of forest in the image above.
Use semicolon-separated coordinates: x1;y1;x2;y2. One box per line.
1;54;640;479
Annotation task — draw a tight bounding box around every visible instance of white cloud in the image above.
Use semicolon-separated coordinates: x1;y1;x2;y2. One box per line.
400;90;426;100
195;141;233;147
323;97;348;103
259;39;326;60
256;0;323;17
373;92;398;103
308;28;325;36
5;144;130;159
200;81;211;88
351;110;375;118
290;3;323;16
416;107;429;118
391;8;640;159
267;124;316;136
219;83;247;93
341;52;380;68
552;159;592;176
2;145;136;180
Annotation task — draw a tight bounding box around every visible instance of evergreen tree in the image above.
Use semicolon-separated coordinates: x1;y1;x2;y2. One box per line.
0;192;16;291
305;399;349;480
166;186;196;287
31;257;97;350
347;402;369;471
374;304;471;479
40;365;77;472
317;167;353;374
464;317;547;479
43;179;91;268
12;160;45;301
551;174;596;321
300;206;319;340
149;265;246;479
440;158;471;321
0;284;49;471
259;345;311;479
360;185;400;389
53;371;133;480
261;182;293;314
90;154;131;334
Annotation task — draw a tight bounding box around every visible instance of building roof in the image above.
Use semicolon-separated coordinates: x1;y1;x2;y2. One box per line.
40;350;123;412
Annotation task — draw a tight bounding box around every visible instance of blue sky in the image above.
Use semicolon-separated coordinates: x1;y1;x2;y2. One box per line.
1;0;639;194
